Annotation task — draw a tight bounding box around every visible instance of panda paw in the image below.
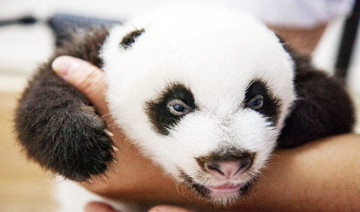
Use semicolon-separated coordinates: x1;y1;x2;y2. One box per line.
16;105;115;181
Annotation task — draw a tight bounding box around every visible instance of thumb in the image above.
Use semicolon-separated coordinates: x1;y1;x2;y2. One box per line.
52;55;109;115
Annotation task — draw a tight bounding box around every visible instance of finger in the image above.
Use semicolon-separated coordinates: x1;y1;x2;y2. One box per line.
148;205;193;212
84;201;120;212
52;55;109;115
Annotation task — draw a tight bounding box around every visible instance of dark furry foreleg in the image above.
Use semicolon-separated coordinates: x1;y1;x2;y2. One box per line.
15;27;114;181
278;54;355;148
15;63;114;181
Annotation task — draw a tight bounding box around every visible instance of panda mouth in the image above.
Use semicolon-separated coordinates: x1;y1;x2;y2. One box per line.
180;170;254;201
204;182;248;200
206;183;246;193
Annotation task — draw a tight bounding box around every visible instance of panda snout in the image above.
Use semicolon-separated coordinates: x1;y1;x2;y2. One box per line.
204;159;252;178
196;150;255;178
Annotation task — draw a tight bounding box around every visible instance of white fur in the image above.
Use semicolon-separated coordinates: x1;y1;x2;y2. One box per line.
57;6;296;211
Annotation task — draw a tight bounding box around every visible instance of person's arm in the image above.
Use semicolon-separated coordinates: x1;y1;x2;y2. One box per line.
52;56;360;212
269;24;327;56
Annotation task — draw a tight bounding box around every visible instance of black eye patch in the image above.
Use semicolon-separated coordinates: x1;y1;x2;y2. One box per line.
145;83;196;135
244;80;281;125
119;28;145;49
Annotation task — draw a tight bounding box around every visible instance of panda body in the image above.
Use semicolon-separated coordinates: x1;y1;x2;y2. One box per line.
15;6;355;211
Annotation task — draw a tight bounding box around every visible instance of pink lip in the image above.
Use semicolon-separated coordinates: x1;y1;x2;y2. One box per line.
207;183;244;193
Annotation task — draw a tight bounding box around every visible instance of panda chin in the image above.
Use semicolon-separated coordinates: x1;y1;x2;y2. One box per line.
179;170;254;205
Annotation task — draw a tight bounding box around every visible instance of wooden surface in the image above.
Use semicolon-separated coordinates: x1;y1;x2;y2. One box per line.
0;92;58;212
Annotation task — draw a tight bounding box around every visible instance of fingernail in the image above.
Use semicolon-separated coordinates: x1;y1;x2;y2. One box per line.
52;56;79;77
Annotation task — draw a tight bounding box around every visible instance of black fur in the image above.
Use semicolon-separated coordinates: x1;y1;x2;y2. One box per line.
278;48;355;148
145;83;196;135
180;169;210;197
244;80;281;125
120;28;145;49
15;27;114;181
195;148;255;166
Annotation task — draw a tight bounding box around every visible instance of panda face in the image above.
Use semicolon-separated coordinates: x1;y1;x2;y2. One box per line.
102;7;295;204
144;80;281;203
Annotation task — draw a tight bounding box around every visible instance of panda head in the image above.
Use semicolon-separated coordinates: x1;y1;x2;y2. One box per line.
102;7;295;204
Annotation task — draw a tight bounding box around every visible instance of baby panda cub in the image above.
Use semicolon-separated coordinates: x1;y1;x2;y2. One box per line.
15;7;354;210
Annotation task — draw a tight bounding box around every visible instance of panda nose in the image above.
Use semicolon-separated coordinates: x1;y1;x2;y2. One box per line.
204;157;252;178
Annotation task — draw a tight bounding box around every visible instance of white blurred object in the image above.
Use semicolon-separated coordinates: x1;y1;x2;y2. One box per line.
0;24;53;76
228;0;355;28
312;16;360;92
54;178;136;212
312;18;345;74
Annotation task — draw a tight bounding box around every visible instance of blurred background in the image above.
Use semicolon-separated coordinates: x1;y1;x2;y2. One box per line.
0;0;359;211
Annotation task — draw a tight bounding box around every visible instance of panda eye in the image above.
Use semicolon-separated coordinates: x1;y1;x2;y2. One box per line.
167;99;192;116
247;94;264;110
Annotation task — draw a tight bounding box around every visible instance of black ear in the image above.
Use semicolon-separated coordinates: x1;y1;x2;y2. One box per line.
277;45;355;148
120;28;145;49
